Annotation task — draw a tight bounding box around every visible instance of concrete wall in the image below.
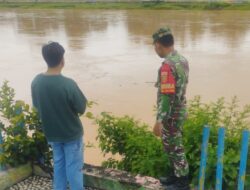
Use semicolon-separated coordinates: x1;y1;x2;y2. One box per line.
0;164;163;190
0;164;32;190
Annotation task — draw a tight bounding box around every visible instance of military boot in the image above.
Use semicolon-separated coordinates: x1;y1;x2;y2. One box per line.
159;169;177;186
163;176;190;190
159;175;178;186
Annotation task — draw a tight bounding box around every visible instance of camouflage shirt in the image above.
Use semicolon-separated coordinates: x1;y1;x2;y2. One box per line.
156;50;189;123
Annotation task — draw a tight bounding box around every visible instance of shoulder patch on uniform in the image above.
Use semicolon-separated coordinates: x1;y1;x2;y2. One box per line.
160;64;176;94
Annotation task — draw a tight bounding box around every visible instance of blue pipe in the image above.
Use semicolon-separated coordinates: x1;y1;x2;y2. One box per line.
215;127;225;190
198;125;210;190
237;130;250;190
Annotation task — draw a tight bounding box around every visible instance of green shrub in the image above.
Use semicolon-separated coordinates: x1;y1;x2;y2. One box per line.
96;96;250;189
0;81;95;174
204;2;231;10
0;81;52;174
96;112;170;177
184;96;250;189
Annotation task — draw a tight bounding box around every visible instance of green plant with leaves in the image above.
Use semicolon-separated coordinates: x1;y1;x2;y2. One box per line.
184;96;250;189
0;81;96;174
96;112;170;177
96;96;250;189
0;81;52;174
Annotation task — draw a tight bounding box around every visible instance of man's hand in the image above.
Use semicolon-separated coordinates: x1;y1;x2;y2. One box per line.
153;122;162;137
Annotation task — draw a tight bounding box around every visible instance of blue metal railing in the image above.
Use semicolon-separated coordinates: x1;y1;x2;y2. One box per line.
238;130;250;190
198;126;210;190
215;127;225;190
198;126;250;190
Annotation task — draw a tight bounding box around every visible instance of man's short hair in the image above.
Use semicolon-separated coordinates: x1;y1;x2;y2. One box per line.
42;42;65;68
156;34;174;47
152;27;174;47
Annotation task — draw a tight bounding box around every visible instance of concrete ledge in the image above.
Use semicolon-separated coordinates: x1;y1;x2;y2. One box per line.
84;164;163;190
0;164;32;190
33;164;51;178
34;164;164;189
0;163;163;190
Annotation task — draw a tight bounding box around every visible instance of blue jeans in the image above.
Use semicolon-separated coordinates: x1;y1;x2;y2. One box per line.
49;137;84;190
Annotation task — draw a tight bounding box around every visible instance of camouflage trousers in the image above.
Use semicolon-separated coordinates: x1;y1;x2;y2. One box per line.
161;116;189;177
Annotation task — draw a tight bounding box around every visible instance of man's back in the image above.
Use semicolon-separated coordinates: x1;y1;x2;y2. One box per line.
165;50;189;108
31;74;87;143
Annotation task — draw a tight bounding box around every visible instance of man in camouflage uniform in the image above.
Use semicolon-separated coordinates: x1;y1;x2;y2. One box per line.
152;27;190;190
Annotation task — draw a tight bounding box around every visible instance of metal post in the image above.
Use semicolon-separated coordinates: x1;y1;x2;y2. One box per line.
198;125;210;190
237;130;250;190
215;127;225;190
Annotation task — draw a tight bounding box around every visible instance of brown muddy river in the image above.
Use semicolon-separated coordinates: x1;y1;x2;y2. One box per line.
0;9;250;165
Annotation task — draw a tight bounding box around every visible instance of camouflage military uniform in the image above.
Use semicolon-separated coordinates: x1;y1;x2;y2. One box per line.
154;28;189;178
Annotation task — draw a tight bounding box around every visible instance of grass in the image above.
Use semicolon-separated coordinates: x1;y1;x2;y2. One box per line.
0;2;250;10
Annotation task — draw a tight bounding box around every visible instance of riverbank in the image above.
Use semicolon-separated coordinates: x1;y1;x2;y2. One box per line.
0;2;250;10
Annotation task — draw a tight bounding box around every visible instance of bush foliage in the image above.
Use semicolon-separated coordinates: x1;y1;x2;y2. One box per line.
96;96;250;189
0;81;52;174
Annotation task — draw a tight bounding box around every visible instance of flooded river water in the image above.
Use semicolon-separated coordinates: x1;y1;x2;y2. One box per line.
0;9;250;165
